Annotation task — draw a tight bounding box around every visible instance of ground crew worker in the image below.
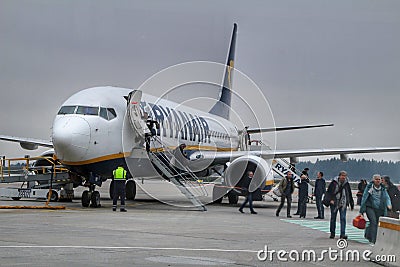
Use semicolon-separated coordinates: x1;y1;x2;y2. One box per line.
112;164;127;212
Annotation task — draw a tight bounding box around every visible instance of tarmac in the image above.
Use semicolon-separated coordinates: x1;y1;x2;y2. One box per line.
0;182;391;267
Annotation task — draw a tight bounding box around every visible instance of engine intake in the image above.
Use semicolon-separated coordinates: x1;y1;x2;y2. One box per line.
224;155;272;192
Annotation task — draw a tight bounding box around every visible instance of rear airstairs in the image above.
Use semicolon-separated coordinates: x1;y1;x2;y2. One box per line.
249;140;302;182
249;140;314;202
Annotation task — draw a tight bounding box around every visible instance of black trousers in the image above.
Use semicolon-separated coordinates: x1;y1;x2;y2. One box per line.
239;192;255;212
277;194;292;216
299;196;307;217
113;180;126;207
315;195;324;218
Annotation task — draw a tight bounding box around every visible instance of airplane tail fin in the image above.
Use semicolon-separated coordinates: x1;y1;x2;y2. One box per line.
209;23;237;120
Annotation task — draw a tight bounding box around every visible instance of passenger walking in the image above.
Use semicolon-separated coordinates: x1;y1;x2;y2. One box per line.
357;179;367;205
298;174;309;218
327;171;354;239
314;171;326;219
360;174;392;244
238;171;257;214
381;176;400;217
112;164;128;212
294;167;309;215
276;171;295;218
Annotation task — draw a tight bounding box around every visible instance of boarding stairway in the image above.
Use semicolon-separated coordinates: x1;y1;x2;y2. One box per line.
271;157;315;202
271;158;301;183
147;136;207;211
249;140;310;201
125;90;207;211
251;140;316;202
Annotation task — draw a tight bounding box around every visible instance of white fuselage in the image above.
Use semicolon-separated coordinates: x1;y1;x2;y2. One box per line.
52;86;239;178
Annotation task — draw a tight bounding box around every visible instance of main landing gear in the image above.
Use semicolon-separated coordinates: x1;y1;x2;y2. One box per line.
82;184;101;208
109;180;136;201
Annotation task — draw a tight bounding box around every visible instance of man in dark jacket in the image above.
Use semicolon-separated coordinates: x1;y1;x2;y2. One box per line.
382;176;399;217
357;179;367;205
294;168;310;216
239;171;257;214
276;171;295;218
327;171;354;239
314;171;326;219
298;175;309;218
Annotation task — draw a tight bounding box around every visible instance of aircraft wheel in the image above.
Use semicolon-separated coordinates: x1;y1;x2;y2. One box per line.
47;190;59;202
228;191;238;204
109;180;114;200
125;180;136;200
82;190;90;207
90;191;101;208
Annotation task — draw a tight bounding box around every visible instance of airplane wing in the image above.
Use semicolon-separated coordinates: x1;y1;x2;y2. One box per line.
245;123;334;134
0;135;53;150
272;147;400;159
190;146;400;164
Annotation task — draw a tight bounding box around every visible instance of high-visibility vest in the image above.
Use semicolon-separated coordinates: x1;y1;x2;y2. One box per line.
113;167;127;180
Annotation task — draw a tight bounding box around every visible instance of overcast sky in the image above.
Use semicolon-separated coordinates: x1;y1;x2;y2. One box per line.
0;0;399;162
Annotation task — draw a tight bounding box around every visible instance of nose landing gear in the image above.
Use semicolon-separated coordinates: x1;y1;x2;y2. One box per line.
81;184;101;208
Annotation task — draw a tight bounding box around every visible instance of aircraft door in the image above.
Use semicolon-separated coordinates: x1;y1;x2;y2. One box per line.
127;90;148;138
239;127;249;151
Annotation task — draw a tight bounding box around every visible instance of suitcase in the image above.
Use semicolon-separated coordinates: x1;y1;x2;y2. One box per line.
353;215;366;229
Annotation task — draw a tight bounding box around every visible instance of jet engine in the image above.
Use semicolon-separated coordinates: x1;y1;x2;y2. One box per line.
224;155;272;193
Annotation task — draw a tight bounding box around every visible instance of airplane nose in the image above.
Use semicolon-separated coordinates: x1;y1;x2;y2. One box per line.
52;116;91;162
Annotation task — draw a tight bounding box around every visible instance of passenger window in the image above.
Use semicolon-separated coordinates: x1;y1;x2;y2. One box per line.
58;106;76;115
100;107;108;120
107;108;117;120
76;106;99;116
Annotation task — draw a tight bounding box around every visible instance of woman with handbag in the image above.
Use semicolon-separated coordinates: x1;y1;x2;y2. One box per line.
359;174;392;244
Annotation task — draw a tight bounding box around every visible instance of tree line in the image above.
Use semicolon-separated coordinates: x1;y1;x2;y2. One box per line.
296;158;400;183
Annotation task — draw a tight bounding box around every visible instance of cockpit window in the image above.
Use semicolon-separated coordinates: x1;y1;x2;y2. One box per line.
58;106;76;115
76;106;99;116
107;108;117;120
100;107;108;120
99;107;117;121
58;105;116;120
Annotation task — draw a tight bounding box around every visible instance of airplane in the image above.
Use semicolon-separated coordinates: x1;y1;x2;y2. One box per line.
1;23;399;208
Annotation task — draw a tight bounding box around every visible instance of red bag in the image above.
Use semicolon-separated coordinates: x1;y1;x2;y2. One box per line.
353;215;366;229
